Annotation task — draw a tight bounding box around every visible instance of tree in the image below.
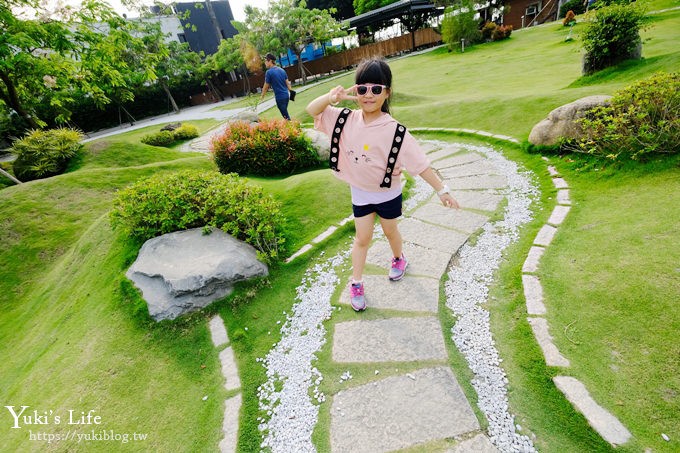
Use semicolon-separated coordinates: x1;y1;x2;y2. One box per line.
440;0;481;52
1;1;163;133
268;0;346;83
140;20;203;113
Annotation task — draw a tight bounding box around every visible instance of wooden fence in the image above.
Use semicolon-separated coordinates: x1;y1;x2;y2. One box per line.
191;28;442;104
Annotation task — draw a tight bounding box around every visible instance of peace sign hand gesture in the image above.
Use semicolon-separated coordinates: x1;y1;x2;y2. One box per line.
329;85;358;105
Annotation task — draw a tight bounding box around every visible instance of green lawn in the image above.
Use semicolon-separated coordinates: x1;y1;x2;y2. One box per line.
1;1;679;451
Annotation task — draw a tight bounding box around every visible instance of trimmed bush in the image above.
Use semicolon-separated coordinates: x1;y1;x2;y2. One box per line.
110;170;285;262
581;3;646;74
11;128;83;181
211;119;320;176
569;72;680;161
172;124;199;140
491;24;512;41
140;130;175;147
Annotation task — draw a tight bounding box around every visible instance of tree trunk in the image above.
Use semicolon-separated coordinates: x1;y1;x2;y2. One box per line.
204;0;223;45
296;53;307;84
160;78;180;113
0;70;39;130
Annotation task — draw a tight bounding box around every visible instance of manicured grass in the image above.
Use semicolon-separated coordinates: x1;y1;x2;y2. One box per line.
0;122;352;451
539;156;680;452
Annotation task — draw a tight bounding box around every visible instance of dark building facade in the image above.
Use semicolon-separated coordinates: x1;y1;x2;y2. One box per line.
174;1;238;55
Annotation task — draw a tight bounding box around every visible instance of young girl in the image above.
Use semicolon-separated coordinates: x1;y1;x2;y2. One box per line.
306;58;459;312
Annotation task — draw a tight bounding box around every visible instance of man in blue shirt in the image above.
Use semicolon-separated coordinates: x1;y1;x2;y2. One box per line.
261;53;293;120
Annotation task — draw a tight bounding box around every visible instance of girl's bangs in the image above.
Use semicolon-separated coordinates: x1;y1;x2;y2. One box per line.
355;60;391;87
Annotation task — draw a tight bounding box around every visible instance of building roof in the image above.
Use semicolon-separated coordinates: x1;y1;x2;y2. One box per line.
347;0;441;29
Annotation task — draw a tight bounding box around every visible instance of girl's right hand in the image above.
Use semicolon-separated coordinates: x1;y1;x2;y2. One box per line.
329;85;357;105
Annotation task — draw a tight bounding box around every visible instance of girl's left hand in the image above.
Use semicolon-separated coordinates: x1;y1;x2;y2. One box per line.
439;193;460;209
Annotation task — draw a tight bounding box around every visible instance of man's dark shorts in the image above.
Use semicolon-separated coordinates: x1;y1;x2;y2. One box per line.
352;194;402;219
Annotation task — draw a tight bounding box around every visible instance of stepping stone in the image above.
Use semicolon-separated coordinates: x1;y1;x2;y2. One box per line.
427;145;463;162
527;317;570;367
433;152;484;169
332;317;447;362
440;190;504;212
219;394;242;453
400;218;469;254
522;275;546;315
339;275;440;312
557;189;571;205
412;203;490;234
367;241;452;279
446;433;499;452
548;205;571;226
219;347;241;391
439;160;501;179
552;177;569;189
534;224;557;247
522;246;545;273
446;174;508;190
331;367;479;452
209;315;229;347
420;141;440;153
553;376;632;446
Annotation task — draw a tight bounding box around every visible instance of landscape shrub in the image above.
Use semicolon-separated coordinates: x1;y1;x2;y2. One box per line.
581;2;646;74
11;128;83;181
441;1;481;51
559;0;586;18
481;22;513;42
491;24;512;41
211;119;320;176
563;10;576;26
140;130;175;147
568;72;679;161
172;124;199;140
110;170;285;262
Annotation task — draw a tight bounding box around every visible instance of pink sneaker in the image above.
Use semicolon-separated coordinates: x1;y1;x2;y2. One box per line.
349;282;366;311
389;254;408;281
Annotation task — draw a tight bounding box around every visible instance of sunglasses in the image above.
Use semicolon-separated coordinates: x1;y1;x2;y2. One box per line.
356;84;388;96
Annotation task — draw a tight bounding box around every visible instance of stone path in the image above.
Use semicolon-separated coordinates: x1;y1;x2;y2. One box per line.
328;142;502;452
200;131;633;451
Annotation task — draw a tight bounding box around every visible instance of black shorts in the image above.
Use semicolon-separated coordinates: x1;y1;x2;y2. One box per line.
352;194;402;219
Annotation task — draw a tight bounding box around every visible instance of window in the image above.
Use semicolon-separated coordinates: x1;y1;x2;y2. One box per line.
177;33;187;43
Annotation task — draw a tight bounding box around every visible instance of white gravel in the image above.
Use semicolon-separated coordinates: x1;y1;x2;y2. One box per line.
257;249;349;452
445;144;539;452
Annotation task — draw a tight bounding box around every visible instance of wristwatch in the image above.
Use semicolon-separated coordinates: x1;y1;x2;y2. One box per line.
437;184;450;196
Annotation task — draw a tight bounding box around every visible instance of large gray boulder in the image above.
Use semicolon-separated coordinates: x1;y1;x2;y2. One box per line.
126;228;268;321
304;128;330;161
528;95;612;146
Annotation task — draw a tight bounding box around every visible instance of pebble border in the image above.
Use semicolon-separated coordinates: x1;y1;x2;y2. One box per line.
521;158;632;446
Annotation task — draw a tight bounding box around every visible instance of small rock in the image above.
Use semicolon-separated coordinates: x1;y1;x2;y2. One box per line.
662;433;670;441
202;395;208;401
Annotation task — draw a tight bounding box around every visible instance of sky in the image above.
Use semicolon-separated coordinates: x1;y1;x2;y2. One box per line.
41;0;271;22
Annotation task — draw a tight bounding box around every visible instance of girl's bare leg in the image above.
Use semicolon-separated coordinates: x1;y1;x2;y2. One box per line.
379;216;403;259
352;213;376;282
